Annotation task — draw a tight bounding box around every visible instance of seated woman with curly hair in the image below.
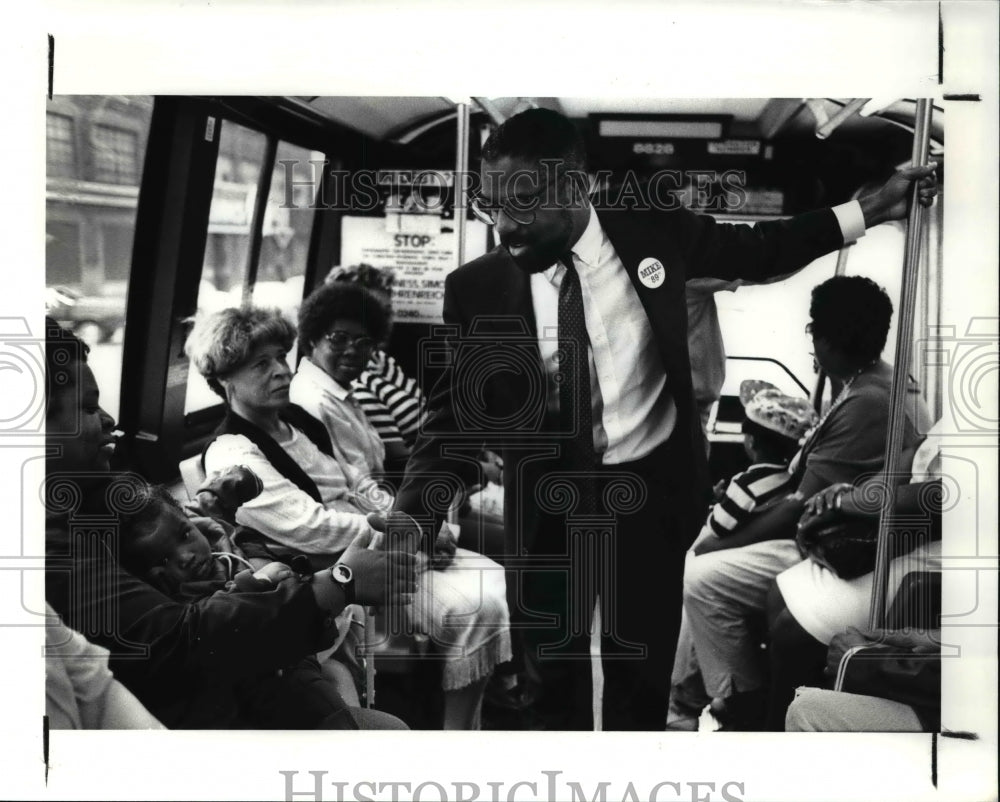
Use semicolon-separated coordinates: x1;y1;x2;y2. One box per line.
184;305;512;730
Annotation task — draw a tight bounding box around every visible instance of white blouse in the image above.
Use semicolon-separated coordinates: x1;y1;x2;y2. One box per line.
204;426;392;556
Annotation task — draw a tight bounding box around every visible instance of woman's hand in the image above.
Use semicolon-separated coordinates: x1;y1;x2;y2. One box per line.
338;528;417;607
803;483;855;517
798;483;855;535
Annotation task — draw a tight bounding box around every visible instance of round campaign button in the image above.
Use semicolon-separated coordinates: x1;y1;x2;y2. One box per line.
637;257;666;288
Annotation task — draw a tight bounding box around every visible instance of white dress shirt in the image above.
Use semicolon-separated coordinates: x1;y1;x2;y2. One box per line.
530;201;867;465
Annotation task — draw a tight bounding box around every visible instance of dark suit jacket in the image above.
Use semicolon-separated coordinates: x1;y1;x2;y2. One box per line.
394;201;845;558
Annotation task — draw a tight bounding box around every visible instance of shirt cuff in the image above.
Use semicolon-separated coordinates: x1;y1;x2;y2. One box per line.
832;200;866;244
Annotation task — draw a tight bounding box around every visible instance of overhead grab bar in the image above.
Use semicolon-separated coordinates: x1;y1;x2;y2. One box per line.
868;98;935;630
815;98;871;139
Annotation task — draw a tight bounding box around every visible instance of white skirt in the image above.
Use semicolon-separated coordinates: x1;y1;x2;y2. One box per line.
392;548;513;691
776;541;942;645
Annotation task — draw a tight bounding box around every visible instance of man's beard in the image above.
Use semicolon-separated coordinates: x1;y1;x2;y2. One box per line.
504;244;555;274
500;233;568;275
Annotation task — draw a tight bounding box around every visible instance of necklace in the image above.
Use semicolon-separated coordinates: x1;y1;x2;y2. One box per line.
828;358;879;408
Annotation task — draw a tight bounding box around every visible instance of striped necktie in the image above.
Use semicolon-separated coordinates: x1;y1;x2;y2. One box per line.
558;253;598;515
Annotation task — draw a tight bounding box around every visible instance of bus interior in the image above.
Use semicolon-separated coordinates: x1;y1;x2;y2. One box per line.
43;94;959;730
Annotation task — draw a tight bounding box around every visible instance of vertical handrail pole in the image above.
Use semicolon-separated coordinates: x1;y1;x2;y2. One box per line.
868;98;934;630
454;101;471;269
242;137;278;307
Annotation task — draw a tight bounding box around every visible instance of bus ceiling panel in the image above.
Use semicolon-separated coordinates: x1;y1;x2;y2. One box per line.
295;97;772;144
200;97;387;163
266;96;945;152
388;98;768;144
302;96;455;141
559;97;773;123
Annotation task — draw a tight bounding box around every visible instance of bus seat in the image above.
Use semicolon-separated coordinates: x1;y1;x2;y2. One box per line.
178;455;207;500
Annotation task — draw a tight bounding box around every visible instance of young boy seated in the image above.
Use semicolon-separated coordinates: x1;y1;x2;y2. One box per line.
669;381;816;730
116;479;397;728
120;482;290;598
695;381;817;550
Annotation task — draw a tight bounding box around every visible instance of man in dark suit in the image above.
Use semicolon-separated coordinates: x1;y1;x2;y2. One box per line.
391;108;937;730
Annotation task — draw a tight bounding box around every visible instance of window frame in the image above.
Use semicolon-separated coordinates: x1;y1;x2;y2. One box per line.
119;96;379;481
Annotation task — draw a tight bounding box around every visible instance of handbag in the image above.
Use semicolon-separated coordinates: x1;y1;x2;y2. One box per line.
797;517;878;580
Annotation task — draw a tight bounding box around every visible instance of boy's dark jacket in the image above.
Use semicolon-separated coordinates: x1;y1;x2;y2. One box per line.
45;473;350;728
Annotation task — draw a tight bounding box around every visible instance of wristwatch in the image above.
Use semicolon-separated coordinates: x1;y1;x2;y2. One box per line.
329;562;355;605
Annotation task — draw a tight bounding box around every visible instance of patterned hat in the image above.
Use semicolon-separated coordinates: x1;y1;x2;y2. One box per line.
739;379;779;407
740;380;817;442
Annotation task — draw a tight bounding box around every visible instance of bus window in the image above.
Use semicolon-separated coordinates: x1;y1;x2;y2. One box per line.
713;219;916;407
44;96;153;422
714;246;839;396
185;120;269;414
250;141;324;333
185;130;324;415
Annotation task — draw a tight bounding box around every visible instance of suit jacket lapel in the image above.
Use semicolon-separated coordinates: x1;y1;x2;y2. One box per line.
596;207;689;379
490;245;538;340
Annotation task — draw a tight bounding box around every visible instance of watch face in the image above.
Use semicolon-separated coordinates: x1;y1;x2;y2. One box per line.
332;563;353;583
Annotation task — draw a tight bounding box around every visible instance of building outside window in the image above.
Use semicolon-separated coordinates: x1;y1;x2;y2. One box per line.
92;123;139;185
45;97;153;419
46;112;76;178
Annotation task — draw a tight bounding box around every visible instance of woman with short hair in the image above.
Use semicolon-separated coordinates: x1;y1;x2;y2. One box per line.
186;305;512;730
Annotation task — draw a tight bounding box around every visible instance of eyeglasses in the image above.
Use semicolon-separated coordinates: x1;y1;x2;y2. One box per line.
469;194;539;226
324;331;375;351
469;176;570;227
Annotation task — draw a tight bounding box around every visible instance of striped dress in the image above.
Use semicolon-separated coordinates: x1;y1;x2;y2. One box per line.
706;462;796;538
350;349;427;448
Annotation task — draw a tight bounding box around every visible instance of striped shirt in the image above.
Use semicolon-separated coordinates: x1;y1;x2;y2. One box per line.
351;349;427;448
707;462;795;538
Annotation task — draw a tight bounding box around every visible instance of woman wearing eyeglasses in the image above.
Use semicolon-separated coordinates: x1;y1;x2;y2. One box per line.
185;301;511;730
291;282;392;483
